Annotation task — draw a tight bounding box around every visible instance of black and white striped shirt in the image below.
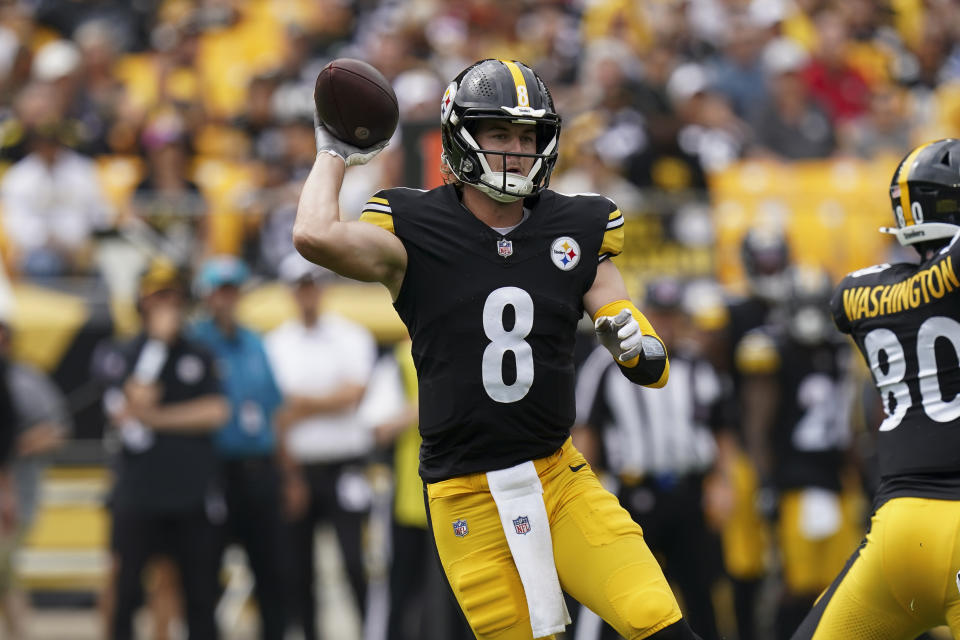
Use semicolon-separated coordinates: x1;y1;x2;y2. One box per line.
575;345;721;477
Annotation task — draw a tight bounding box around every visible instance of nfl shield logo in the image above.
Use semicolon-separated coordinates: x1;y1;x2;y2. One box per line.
453;519;468;537
513;515;531;535
497;238;513;258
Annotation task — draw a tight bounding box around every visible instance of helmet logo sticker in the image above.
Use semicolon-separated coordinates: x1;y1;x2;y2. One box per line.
551;236;580;271
441;81;458;124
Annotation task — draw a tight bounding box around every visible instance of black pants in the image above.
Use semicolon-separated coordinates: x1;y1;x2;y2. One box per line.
221;457;285;640
600;474;721;640
285;460;369;640
110;506;220;640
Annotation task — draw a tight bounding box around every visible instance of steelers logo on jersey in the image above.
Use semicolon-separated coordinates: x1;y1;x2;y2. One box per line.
551;236;580;271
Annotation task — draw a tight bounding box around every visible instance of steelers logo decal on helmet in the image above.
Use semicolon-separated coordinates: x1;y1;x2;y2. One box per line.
551;237;580;271
440;81;457;125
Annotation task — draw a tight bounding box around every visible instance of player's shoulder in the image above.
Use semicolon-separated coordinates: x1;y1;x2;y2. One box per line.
545;190;624;260
547;189;620;221
364;185;447;215
734;325;782;375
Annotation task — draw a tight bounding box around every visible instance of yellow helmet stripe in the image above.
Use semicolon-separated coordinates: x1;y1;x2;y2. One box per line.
898;141;934;226
499;60;530;108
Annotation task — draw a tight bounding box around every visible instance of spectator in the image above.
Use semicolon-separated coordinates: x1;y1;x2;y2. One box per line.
265;252;377;640
0;303;70;638
750;38;837;159
710;11;772;120
189;256;287;640
126;112;206;267
666;62;752;173
101;257;229;640
800;9;871;126
0;83;111;277
838;83;913;159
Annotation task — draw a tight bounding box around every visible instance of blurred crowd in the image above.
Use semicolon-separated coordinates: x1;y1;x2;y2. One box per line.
0;0;955;638
0;0;955;282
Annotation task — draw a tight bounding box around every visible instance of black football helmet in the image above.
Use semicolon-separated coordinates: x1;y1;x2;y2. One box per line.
741;227;790;303
882;138;960;247
440;59;561;202
783;265;834;346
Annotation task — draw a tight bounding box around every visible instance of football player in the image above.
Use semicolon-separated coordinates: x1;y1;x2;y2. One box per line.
712;228;792;640
792;138;960;639
293;59;701;640
737;266;861;639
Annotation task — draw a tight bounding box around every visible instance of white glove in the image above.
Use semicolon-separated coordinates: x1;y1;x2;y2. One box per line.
595;308;643;363
314;114;389;167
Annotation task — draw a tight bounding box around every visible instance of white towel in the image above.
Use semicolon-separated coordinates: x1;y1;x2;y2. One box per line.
487;461;570;638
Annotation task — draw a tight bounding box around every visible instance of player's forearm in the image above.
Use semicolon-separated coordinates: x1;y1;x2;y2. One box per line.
283;384;366;421
138;395;229;432
292;154;347;265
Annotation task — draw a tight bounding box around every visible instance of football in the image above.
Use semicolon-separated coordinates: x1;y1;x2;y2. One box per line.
314;58;399;148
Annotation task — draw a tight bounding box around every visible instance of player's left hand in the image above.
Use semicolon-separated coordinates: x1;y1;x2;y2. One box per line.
595;308;643;363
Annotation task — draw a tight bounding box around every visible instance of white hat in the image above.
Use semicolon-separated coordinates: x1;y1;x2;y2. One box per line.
32;39;81;81
666;63;709;105
762;38;809;76
277;252;334;285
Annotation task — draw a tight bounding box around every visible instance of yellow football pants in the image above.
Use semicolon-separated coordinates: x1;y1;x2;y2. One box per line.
427;438;682;640
777;489;862;596
794;496;960;639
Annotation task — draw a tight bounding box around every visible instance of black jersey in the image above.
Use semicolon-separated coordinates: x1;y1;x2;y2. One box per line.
359;185;624;481
830;234;960;503
736;328;851;492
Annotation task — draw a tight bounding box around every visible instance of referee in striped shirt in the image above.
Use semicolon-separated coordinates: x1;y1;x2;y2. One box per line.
573;278;723;640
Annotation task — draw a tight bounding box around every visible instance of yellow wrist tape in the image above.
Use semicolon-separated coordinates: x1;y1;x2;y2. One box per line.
592;299;661;369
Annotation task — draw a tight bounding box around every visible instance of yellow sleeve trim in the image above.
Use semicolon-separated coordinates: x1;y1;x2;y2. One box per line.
599;225;624;258
368;196;390;205
608;209;623;221
359;210;395;234
592;299;669;387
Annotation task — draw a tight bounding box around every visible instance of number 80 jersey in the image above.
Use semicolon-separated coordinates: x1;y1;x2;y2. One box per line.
360;185;624;482
830;234;960;499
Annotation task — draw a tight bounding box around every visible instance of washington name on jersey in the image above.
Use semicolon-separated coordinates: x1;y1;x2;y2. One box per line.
830;234;960;504
360;185;624;482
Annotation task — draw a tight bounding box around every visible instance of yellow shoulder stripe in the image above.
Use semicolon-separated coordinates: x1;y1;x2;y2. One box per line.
359;210;395;234
608;209;622;221
599;225;624;257
735;334;780;375
368;196;390;206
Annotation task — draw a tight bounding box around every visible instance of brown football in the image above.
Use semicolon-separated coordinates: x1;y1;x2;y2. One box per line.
314;58;399;147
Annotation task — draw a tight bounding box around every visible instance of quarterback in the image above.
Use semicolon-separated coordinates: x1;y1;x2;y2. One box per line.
792;138;960;639
293;59;701;640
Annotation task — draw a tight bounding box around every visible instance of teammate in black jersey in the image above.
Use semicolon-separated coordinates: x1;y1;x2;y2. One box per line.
714;228;792;640
738;266;860;639
293;59;701;640
792;138;960;639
